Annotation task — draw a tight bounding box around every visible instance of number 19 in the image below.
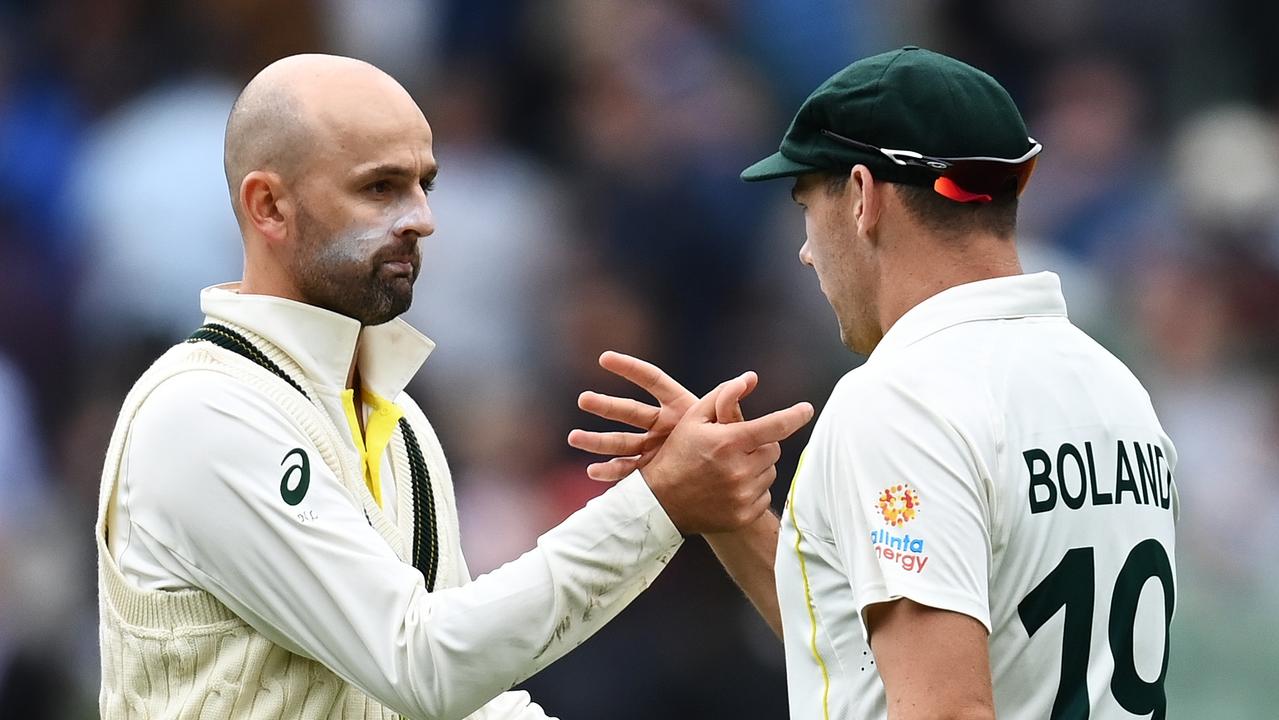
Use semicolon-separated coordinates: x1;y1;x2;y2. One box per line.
1018;540;1174;719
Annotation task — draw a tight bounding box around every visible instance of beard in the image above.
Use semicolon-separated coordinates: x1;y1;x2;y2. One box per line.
293;204;421;326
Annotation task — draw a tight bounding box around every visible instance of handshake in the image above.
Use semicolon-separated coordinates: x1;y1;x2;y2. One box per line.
568;351;815;535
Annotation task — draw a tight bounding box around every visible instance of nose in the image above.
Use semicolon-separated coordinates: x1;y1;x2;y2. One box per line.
798;240;813;267
394;192;435;240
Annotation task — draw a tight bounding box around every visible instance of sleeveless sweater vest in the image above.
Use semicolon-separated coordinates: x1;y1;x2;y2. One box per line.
97;322;461;719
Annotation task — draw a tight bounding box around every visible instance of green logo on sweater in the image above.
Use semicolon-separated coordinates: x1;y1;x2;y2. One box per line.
280;448;310;505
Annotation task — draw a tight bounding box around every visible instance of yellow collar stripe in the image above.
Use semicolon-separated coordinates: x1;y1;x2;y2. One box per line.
340;389;406;508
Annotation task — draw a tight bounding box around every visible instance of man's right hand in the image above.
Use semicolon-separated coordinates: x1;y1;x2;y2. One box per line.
571;357;813;535
642;375;811;534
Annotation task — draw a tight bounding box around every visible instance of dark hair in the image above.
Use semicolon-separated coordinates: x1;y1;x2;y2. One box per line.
895;183;1018;238
822;170;1018;238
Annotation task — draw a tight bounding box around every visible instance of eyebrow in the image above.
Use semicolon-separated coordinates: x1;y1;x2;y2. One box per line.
353;163;438;184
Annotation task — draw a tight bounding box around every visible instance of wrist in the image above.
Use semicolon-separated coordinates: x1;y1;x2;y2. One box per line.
638;465;689;536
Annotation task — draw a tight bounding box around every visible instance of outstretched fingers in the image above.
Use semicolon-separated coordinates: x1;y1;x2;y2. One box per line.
599;351;692;406
567;429;652;456
578;391;661;430
586;455;642;482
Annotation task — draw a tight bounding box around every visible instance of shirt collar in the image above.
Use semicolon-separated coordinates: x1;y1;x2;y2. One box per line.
870;271;1068;358
200;282;435;398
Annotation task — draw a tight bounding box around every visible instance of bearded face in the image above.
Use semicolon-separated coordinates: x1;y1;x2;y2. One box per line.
292;200;422;326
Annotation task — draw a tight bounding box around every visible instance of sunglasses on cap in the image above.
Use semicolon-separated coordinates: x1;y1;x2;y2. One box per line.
819;129;1042;203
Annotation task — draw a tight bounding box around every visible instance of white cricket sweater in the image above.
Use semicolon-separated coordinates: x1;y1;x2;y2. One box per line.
97;286;684;719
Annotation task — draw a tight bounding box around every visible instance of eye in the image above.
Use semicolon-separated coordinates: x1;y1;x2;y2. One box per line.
367;180;393;195
420;179;436;194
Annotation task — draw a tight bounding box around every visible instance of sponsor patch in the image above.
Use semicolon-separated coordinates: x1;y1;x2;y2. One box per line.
871;483;929;573
876;483;921;527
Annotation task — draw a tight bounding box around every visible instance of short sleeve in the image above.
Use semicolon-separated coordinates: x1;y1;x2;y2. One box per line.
825;378;994;634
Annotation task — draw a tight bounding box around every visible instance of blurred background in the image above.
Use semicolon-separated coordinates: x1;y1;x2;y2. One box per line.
1;0;1276;716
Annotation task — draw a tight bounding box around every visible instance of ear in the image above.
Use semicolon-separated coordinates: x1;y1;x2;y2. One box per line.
239;170;294;244
849;164;882;240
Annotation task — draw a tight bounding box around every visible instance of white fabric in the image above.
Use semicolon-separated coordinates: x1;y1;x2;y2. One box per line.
105;284;684;719
109;282;430;588
777;272;1178;720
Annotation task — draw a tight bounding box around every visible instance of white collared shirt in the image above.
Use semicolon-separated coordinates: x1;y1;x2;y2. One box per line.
106;284;684;719
110;283;433;588
777;272;1178;720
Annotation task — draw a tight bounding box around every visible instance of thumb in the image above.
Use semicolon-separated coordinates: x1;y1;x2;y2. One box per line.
686;374;746;423
715;371;755;424
740;370;759;402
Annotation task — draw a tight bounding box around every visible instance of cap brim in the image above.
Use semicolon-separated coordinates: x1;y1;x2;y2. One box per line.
740;151;822;182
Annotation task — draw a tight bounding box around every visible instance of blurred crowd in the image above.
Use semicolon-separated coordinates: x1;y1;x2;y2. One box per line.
1;0;1277;717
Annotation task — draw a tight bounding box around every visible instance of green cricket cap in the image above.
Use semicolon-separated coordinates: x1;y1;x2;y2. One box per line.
741;46;1035;187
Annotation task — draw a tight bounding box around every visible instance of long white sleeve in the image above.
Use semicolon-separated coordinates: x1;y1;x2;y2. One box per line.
453;534;555;720
114;370;682;720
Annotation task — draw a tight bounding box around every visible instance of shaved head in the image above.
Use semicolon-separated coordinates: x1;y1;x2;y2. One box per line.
224;54;414;223
227;53;437;326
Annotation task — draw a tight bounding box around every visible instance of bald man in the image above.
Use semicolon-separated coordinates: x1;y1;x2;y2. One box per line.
95;55;813;720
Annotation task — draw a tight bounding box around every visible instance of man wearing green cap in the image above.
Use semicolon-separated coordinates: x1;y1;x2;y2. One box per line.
574;46;1177;719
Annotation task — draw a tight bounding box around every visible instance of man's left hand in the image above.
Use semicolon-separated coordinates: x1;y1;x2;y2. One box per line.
567;351;757;480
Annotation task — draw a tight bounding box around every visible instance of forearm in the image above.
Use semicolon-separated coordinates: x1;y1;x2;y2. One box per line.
165;469;679;720
130;378;681;719
704;510;783;638
408;473;682;714
886;699;995;720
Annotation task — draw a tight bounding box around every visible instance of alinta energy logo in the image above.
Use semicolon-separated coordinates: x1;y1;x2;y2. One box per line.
871;483;929;574
877;484;920;527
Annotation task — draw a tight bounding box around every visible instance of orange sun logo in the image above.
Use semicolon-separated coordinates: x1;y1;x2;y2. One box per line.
877;484;921;527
